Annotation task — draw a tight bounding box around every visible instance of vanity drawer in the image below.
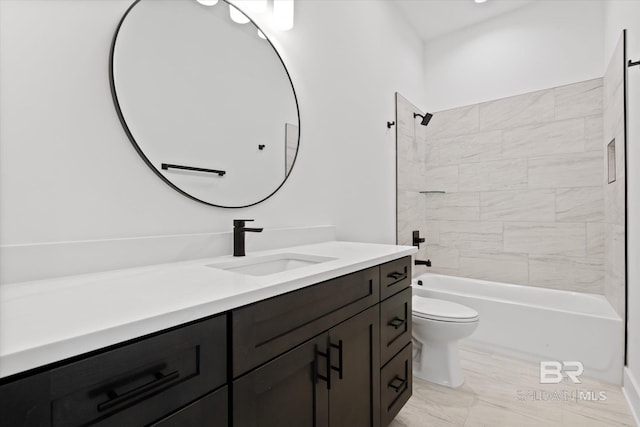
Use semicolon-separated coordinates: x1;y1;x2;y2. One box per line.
380;287;412;366
0;371;50;427
49;314;226;427
381;343;412;427
380;257;411;300
233;266;380;377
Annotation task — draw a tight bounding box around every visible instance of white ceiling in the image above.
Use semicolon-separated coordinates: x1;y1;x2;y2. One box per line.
394;0;534;41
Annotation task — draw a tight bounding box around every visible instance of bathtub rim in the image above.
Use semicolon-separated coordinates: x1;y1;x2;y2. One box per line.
413;272;621;321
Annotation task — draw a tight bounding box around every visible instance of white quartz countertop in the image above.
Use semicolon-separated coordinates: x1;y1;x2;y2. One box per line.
0;241;416;379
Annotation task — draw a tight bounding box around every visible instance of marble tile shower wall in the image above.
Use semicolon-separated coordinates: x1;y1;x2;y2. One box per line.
418;79;606;294
603;35;626;318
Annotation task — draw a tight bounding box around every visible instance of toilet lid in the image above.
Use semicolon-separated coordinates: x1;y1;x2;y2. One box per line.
412;296;479;322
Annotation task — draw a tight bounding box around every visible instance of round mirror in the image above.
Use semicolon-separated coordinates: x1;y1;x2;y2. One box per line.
110;0;300;208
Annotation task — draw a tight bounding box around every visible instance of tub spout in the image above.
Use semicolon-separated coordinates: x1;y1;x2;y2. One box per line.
415;259;431;267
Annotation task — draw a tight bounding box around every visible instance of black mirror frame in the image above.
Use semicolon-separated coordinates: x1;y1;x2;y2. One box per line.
109;0;301;208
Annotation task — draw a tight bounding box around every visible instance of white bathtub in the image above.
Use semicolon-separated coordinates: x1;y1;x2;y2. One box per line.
413;273;624;384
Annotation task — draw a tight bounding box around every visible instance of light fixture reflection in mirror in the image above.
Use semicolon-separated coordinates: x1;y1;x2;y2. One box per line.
227;0;294;33
196;0;219;5
273;0;294;31
110;0;300;208
229;3;250;24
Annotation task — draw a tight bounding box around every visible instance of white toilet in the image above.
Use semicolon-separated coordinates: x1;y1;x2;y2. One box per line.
412;295;479;388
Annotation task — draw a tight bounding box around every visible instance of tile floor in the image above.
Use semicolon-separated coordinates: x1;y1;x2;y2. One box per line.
391;346;637;427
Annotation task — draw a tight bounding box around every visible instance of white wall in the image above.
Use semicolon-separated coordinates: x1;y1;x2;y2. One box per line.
251;0;426;243
423;0;604;112
0;1;424;261
604;0;640;422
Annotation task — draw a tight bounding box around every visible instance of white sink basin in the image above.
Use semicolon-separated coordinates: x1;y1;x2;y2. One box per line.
206;253;336;276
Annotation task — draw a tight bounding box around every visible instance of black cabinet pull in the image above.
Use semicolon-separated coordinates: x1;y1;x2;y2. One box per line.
387;317;406;330
330;340;343;380
388;376;406;392
314;345;331;390
387;272;405;280
97;370;180;412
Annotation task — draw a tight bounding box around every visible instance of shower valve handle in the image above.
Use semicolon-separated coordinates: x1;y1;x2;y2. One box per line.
412;230;425;248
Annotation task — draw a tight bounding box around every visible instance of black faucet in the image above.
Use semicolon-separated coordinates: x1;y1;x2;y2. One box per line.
233;219;263;257
415;259;431;267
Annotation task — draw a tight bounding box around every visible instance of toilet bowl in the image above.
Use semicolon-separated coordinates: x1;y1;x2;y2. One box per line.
412;296;479;388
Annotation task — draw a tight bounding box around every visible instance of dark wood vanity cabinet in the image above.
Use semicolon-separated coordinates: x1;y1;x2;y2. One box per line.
233;306;380;427
232;256;412;427
0;256;413;427
231;265;382;427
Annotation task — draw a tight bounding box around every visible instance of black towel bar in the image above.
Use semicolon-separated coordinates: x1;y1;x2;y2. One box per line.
161;163;226;176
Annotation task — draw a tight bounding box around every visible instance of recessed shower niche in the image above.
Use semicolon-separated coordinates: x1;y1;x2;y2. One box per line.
608;139;616;184
110;0;300;207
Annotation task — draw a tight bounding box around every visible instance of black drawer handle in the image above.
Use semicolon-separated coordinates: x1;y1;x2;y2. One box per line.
330;340;343;380
387;317;406;330
387;272;406;280
97;370;180;412
388;375;406;392
314;345;331;390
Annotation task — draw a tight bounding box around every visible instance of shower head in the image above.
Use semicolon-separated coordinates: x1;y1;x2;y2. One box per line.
413;112;433;127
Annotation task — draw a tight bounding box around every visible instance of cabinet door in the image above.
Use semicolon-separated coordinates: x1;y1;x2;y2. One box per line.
328;306;380;427
233;335;329;427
